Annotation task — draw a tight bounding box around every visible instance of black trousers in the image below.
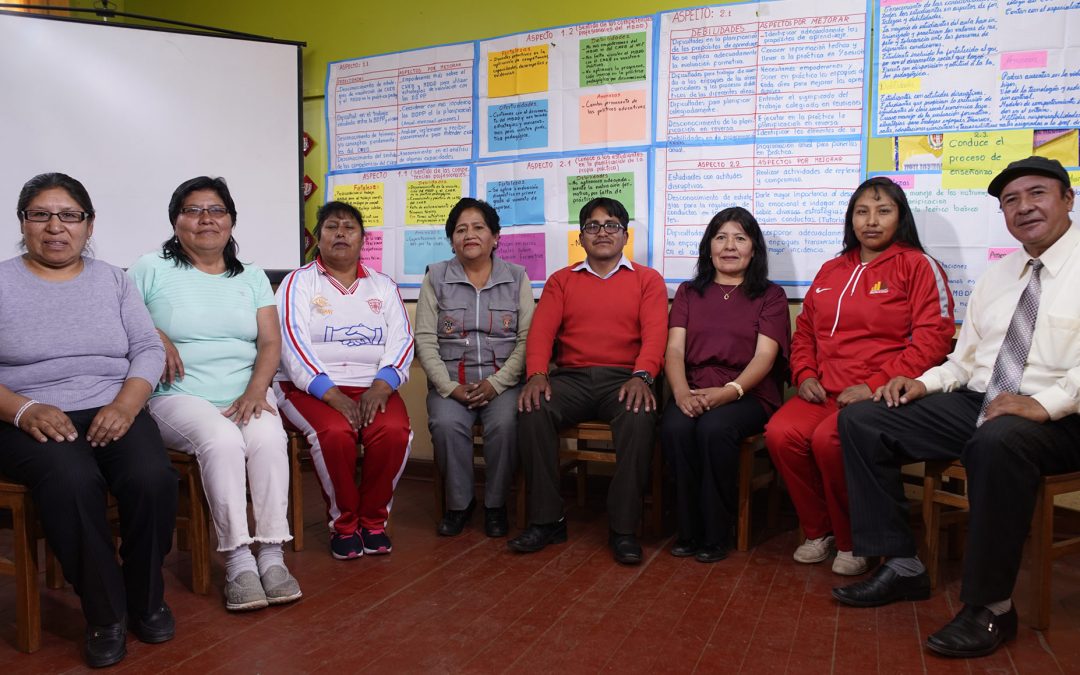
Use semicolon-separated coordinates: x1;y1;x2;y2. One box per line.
661;396;768;548
838;392;1080;606
0;408;178;625
517;367;657;534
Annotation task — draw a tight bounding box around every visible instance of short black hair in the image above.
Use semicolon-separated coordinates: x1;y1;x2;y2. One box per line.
841;177;924;255
162;176;243;277
312;201;365;260
578;197;629;230
689;207;771;299
445;197;500;239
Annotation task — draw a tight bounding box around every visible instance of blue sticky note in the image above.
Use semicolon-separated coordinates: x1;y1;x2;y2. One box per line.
403;229;452;275
488;100;548;152
485;178;545;225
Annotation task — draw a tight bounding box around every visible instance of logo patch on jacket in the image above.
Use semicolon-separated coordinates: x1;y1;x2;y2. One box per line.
868;280;889;295
441;314;463;335
501;313;514;330
325;323;384;346
312;295;333;315
367;298;383;314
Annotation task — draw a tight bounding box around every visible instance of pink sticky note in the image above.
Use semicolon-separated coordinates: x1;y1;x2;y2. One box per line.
579;90;647;145
989;247;1018;261
1001;51;1048;70
361;230;383;272
497;232;546;281
887;174;916;190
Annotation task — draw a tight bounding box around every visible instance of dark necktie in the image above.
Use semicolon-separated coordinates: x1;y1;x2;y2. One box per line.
977;258;1044;426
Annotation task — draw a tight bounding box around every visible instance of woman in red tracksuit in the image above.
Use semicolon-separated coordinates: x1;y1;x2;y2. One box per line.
765;177;955;576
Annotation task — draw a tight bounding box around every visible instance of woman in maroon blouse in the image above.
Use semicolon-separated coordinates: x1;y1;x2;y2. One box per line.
661;206;790;562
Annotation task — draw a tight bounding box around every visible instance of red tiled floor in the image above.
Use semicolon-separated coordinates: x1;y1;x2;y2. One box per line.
1;471;1079;673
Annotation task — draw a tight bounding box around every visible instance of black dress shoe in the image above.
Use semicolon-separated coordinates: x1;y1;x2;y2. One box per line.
609;531;642;565
926;605;1017;658
85;622;126;668
484;506;508;538
670;539;699;557
695;545;728;563
437;498;476;536
129;603;175;644
831;565;931;607
507;519;567;553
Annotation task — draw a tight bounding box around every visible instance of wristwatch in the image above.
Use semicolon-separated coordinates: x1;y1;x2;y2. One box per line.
632;370;654;386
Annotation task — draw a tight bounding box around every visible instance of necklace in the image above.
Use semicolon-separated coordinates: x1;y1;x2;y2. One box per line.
717;281;741;300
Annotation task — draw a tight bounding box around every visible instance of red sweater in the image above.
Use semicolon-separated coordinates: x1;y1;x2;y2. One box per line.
791;243;955;395
525;262;669;377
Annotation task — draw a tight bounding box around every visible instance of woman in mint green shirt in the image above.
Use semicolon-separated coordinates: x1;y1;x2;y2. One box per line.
130;176;300;612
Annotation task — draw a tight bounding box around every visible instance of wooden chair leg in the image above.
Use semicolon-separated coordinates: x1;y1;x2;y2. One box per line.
45;544;63;590
12;497;41;653
187;468;212;595
1030;482;1053;631
736;440;753;552
288;436;305;553
575;462;587;508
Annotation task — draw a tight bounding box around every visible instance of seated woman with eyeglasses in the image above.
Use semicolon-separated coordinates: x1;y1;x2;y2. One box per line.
660;207;790;563
129;176;301;612
0;173;177;668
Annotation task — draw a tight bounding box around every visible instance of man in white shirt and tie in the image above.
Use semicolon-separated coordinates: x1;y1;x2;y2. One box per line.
832;156;1080;658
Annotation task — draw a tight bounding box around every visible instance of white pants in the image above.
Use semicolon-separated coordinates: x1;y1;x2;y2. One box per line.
148;390;291;551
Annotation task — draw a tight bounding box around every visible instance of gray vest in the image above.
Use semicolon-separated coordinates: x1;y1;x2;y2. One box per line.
427;256;526;385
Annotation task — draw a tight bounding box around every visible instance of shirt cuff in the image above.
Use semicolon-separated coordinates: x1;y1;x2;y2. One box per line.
373;367;401;390
307;374;335;400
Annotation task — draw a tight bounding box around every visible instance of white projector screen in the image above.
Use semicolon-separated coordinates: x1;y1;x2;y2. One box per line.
0;11;303;275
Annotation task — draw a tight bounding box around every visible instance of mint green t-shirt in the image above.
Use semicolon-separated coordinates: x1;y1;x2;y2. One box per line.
128;252;275;407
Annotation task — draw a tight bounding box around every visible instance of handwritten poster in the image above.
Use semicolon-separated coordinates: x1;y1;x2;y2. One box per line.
874;1;1080;135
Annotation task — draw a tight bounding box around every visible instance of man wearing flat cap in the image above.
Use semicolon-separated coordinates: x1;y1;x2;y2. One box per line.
831;156;1080;658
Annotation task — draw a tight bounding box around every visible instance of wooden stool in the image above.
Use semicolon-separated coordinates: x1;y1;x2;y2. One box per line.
0;479;41;653
736;433;781;552
168;451;212;595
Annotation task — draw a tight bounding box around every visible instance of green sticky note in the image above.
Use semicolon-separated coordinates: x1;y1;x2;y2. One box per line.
567;172;635;222
579;32;647;87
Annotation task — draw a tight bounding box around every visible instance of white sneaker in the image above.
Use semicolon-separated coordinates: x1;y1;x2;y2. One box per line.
832;550;869;576
793;535;835;563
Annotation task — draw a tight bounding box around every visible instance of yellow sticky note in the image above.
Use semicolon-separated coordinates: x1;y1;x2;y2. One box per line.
941;130;1033;189
1069;170;1080;188
879;78;921;95
404;179;462;226
1035;130;1079;167
488;45;548;98
567;228;634;266
332;183;384;227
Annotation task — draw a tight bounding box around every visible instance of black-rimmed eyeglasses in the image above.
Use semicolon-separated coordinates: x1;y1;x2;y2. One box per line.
19;209;91;223
581;221;625;235
179;205;229;218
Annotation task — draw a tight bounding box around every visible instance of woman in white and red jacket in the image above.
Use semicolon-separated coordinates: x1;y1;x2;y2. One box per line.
765;177;954;576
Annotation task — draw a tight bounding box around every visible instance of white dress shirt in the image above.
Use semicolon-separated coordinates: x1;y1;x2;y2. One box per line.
918;225;1080;420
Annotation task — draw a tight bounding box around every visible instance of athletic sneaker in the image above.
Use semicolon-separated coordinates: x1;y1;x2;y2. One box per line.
224;570;269;611
361;527;392;555
261;565;303;605
793;535;835;563
832;551;869;576
330;531;363;560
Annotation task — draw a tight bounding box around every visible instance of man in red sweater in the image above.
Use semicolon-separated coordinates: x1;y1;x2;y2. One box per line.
508;197;668;564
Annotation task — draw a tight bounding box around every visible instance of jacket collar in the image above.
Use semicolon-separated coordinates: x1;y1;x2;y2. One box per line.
443;255;515;289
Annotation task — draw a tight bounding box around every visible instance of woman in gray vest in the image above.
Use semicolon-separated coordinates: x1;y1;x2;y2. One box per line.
415;198;533;537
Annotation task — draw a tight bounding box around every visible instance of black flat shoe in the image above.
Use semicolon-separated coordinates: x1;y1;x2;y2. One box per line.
609;531;642;565
507;519;567;553
670;539;699;557
484;506;508;538
926;605;1017;658
695;545;728;563
437;498;476;536
85;622;126;668
129;602;175;644
832;565;931;607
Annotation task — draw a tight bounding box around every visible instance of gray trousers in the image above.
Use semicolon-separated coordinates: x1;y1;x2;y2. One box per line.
428;385;520;510
517;367;657;534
